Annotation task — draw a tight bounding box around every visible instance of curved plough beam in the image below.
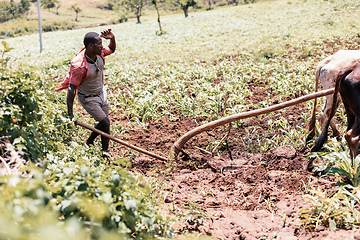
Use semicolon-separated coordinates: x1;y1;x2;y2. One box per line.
170;88;334;158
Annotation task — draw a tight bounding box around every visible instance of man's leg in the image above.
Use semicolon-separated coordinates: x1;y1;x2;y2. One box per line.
80;93;110;153
100;118;110;152
86;117;110;150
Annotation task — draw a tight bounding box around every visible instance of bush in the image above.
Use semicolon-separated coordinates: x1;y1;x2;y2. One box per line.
42;24;53;32
5;30;14;38
0;70;76;161
0;0;30;23
42;21;73;32
0;151;172;239
215;1;228;7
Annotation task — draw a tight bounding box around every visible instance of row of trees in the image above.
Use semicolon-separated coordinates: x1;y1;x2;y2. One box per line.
0;0;61;23
0;0;254;25
99;0;253;24
0;0;198;24
0;0;88;23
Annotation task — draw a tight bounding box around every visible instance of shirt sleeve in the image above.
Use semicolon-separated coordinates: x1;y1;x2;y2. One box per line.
102;46;113;57
69;64;87;87
55;74;70;92
55;49;87;92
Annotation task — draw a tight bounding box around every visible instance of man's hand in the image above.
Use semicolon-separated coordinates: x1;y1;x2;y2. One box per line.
100;29;114;40
67;84;76;122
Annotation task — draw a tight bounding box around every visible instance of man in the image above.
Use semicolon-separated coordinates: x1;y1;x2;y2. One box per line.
56;29;116;155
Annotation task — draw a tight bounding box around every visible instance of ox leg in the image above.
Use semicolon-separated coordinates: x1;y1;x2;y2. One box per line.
341;81;360;160
319;95;341;138
319;99;331;133
345;118;359;160
330;119;340;137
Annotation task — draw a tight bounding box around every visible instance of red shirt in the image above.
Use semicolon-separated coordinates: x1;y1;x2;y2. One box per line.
55;46;113;92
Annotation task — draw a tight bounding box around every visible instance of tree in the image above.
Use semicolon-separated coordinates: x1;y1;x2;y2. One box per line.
121;0;147;24
229;0;239;5
151;0;162;32
207;0;213;10
18;0;30;14
180;0;196;18
55;1;60;15
41;0;54;11
98;0;121;10
69;4;81;21
0;0;31;23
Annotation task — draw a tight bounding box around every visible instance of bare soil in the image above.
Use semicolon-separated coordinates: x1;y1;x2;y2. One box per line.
107;79;360;240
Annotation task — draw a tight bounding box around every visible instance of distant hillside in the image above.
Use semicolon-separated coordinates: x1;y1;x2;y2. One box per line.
1;0;116;38
0;0;258;38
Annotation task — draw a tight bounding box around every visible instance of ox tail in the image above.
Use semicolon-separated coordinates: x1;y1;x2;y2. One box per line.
311;64;357;153
305;63;322;142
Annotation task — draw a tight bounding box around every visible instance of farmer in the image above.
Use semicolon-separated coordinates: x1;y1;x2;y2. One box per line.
56;29;116;156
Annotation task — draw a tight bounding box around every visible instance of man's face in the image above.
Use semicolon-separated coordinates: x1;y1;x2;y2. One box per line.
91;37;103;55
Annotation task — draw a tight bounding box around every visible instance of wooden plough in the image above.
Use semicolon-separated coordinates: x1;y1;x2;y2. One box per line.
75;88;334;161
75;120;168;161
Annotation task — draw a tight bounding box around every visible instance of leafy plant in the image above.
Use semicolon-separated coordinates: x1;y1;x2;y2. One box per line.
0;41;13;75
300;186;360;231
0;70;72;161
0;142;173;239
46;152;173;238
325;154;360;187
308;141;360;187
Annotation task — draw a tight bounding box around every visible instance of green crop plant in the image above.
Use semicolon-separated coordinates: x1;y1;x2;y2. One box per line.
300;186;360;231
310;148;360;187
0;41;13;75
264;197;275;212
0;151;173;239
240;126;263;153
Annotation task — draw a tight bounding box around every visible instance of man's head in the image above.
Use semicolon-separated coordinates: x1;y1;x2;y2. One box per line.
84;32;103;55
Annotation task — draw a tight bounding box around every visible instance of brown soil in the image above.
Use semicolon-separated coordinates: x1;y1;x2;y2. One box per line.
107;86;360;240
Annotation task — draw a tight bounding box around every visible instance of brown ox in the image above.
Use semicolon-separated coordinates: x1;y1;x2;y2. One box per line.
307;50;360;140
312;59;360;159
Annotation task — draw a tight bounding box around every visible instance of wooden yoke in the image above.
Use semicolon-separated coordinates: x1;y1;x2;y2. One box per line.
170;88;335;159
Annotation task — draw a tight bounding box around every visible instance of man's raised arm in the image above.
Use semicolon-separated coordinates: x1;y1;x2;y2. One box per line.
101;29;116;53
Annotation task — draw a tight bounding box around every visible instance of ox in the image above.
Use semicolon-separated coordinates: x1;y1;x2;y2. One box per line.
307;50;360;140
312;58;360;160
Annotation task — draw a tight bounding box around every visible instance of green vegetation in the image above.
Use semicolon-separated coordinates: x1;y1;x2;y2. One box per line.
1;44;171;239
2;0;360;237
0;0;256;37
300;186;360;231
0;0;30;23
